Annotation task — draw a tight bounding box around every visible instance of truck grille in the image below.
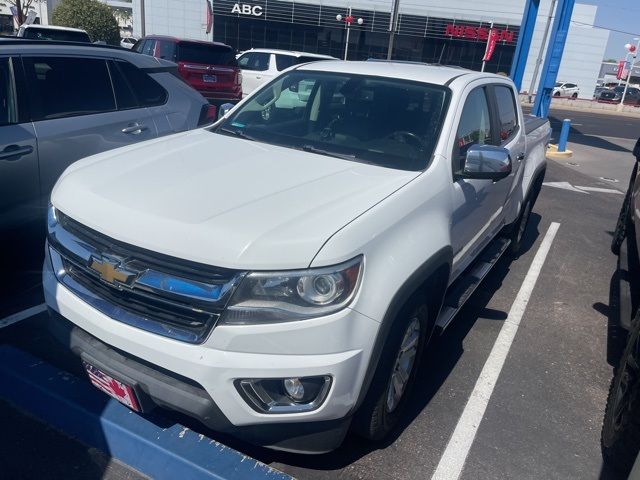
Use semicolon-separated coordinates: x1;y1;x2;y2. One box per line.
48;211;245;344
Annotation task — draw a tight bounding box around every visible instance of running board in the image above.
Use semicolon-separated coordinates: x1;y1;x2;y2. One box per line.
436;237;511;331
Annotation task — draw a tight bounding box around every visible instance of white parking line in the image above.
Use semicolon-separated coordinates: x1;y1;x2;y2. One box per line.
576;186;623;194
431;222;561;480
0;303;47;329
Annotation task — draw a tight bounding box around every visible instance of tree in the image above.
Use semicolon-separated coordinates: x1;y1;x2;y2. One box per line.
6;0;46;26
52;0;120;45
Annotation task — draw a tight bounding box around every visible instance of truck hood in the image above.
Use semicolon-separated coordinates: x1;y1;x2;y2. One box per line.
52;129;418;269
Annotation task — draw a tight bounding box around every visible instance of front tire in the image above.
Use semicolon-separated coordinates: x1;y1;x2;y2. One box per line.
602;312;640;475
353;301;429;441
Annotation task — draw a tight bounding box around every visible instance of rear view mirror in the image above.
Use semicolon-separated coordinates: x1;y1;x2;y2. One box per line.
218;103;235;120
460;144;512;181
634;137;640;160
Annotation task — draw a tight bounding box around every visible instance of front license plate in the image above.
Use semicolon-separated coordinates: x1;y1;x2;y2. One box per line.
83;361;141;412
203;74;217;83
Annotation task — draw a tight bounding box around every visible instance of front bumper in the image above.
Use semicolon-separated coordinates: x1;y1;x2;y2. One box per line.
43;246;380;452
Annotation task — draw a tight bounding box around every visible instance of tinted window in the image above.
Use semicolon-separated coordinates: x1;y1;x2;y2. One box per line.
237;52;269;71
275;54;296;71
493;85;518;143
23;57;115;120
22;27;90;42
141;39;156;56
217;71;449;171
114;61;167;107
132;39;145;52
454;88;492;172
157;40;177;61
177;43;236;66
0;58;17;126
108;61;139;110
297;56;331;65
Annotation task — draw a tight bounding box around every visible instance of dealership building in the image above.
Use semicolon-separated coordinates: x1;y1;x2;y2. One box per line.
131;0;605;98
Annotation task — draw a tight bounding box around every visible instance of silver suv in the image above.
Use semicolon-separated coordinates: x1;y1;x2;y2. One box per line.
0;40;211;312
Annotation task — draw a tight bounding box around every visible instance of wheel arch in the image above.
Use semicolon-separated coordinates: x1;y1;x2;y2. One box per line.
352;246;452;412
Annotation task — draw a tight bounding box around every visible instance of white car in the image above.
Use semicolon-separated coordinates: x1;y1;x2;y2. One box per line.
44;61;550;453
120;37;138;49
236;48;335;96
17;24;90;42
553;81;580;98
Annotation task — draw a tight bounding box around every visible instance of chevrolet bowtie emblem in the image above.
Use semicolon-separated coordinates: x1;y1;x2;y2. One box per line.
89;256;135;286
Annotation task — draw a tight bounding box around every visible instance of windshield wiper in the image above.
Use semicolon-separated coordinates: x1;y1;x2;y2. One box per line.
299;145;357;161
218;127;256;141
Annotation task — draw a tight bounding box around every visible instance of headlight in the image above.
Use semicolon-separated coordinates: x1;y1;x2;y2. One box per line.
220;256;363;325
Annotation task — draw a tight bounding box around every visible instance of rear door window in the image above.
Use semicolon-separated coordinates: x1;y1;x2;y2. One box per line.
493;85;518;144
113;60;168;107
177;43;236;66
22;27;90;42
23;56;116;120
157;40;177;61
141;39;156;56
237;52;269;71
275;54;296;71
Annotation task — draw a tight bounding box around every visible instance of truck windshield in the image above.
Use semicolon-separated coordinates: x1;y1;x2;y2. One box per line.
214;71;450;171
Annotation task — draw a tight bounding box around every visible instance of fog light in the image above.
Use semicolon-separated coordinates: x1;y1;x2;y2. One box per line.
284;378;305;402
236;375;332;413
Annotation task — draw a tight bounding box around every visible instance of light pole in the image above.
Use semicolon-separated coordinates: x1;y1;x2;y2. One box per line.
336;8;363;61
618;38;640;112
387;0;401;60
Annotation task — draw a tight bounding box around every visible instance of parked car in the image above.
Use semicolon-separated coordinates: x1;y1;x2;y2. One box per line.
236;48;335;96
44;61;550;453
598;86;640;105
120;37;138;49
133;36;242;104
604;137;640;476
593;86;609;99
17;24;90;42
0;39;213;240
552;81;580;98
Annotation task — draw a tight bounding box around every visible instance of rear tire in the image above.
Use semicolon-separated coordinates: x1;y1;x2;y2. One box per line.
352;300;429;441
554;91;561;97
571;92;578;99
602;312;640;476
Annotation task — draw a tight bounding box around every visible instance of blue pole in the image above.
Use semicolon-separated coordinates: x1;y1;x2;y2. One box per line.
558;118;571;152
532;0;575;118
510;0;539;91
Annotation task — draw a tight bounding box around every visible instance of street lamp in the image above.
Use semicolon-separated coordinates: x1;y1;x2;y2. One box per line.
618;38;640;111
336;7;363;61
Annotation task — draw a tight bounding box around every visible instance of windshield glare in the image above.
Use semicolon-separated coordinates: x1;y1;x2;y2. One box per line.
215;71;450;171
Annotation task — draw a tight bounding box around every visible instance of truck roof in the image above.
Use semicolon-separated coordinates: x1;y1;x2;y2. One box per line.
295;60;498;86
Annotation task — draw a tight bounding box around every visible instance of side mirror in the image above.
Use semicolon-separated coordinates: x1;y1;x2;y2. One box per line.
460;144;512;181
633;137;640;160
218;103;235;120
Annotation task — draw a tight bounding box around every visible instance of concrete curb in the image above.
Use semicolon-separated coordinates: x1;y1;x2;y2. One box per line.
0;345;292;480
546;144;573;160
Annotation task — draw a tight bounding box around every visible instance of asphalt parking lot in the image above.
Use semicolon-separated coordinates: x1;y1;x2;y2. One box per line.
1;107;639;479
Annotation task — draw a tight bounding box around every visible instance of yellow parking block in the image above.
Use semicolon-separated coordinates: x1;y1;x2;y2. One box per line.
546;143;573;159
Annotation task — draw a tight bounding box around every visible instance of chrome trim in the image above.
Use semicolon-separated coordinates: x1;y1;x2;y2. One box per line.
238;377;332;414
49;245;204;343
47;207;246;343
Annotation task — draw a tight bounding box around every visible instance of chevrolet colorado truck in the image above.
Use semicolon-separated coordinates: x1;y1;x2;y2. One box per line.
44;61;551;453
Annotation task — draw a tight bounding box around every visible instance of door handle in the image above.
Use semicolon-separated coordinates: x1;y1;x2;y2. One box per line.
121;123;148;135
255;75;262;79
0;144;34;161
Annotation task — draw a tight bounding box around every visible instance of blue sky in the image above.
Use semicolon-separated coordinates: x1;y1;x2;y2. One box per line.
581;0;640;60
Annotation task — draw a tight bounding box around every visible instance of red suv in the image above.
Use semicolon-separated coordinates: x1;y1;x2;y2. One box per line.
134;36;242;104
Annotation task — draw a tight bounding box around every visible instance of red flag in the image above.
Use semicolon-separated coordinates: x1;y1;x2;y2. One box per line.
206;0;213;35
482;28;498;62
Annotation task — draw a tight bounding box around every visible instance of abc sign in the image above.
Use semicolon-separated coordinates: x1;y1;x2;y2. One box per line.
231;3;263;16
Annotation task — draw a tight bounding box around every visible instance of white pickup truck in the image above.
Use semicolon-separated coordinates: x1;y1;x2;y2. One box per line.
44;61;551;453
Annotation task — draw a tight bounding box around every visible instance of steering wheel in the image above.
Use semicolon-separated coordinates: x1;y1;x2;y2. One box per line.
387;131;425;151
